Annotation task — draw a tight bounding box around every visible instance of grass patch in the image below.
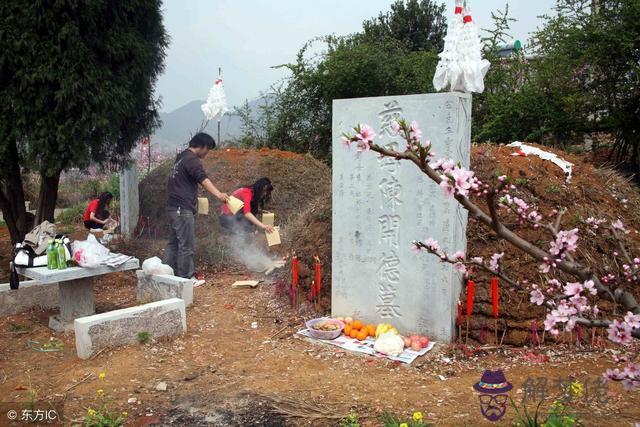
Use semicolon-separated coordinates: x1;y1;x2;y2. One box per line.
137;331;152;344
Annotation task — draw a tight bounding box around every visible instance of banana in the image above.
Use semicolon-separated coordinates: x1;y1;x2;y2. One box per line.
375;323;396;338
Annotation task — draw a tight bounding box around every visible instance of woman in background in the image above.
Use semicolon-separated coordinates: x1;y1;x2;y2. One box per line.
83;192;116;230
220;177;275;235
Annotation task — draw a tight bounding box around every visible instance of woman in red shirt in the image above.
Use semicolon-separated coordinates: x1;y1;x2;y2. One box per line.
83;192;114;230
220;177;275;234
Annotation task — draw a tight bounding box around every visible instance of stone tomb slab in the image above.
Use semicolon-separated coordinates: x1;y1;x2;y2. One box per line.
136;271;194;306
74;298;186;359
331;93;471;342
0;281;59;316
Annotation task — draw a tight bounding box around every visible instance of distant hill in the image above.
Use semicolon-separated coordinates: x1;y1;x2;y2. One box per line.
152;97;270;152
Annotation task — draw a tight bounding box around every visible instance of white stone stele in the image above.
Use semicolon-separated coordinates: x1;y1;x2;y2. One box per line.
331;93;472;342
119;161;140;240
0;281;59;316
136;271;194;306
74;298;187;359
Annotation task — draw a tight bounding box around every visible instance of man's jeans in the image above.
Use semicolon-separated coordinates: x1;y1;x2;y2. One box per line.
163;208;195;278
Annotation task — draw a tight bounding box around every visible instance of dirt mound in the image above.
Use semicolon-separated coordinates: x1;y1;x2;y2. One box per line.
139;148;330;264
282;143;640;344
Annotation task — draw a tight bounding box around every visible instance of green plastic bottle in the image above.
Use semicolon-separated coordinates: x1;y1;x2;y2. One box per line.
56;239;67;270
46;240;57;270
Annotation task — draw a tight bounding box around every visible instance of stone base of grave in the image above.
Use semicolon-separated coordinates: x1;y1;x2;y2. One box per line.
136;271;193;306
74;298;186;359
0;281;59;316
48;315;74;332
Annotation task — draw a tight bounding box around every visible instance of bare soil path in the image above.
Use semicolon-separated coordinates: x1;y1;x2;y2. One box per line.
1;266;639;426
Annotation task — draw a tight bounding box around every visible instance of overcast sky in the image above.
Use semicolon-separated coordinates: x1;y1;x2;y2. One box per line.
156;0;557;113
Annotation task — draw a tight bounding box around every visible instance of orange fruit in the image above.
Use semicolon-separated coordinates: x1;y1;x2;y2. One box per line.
352;320;363;330
349;329;359;339
356;330;368;341
344;324;352;335
366;325;376;336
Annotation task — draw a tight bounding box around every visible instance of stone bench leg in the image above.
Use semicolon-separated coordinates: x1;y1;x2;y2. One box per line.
49;277;95;332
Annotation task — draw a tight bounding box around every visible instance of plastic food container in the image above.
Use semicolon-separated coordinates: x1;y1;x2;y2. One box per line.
306;318;345;340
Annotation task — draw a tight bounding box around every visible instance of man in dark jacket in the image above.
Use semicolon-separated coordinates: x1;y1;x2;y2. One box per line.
163;133;229;280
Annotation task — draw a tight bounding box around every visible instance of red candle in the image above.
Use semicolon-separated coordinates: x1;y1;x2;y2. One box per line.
491;277;499;318
292;256;299;288
315;260;321;296
466;280;475;319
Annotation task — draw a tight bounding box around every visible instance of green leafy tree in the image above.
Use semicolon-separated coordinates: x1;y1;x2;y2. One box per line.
362;0;447;52
0;0;168;243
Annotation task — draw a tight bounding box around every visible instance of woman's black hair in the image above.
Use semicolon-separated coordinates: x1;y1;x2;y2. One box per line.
97;192;113;211
189;132;216;149
245;178;273;214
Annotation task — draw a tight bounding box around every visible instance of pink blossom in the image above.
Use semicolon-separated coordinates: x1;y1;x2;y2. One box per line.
528;211;542;223
391;121;401;135
583;280;597;296
429;158;445;170
410;121;422;143
424;238;440;252
452;251;465;260
454;263;467;274
624;312;640;329
530;289;545;306
498;175;507;182
624;363;639;379
356;124;376;145
613;219;626;232
489;252;504;273
439;180;455;197
608;320;633;345
592;305;600;315
441;160;456;174
604;368;623;381
563;282;583;296
549;229;579;259
471;257;483;264
569;294;589;313
341;136;351;148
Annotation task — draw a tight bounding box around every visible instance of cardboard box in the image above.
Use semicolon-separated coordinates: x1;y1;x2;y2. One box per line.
227;196;244;215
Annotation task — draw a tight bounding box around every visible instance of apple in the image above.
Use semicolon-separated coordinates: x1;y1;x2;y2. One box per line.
410;341;422;351
419;336;430;348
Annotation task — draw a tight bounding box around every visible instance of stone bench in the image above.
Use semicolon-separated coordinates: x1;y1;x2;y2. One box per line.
74;298;186;359
0;281;59;316
136;271;193;306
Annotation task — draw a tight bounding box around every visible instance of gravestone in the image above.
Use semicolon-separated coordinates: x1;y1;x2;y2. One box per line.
331;93;472;342
119;162;139;239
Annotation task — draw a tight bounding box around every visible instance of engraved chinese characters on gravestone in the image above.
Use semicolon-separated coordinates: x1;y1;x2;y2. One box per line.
332;93;471;341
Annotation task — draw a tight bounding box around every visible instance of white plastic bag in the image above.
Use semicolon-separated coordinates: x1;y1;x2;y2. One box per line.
142;256;174;276
72;234;111;268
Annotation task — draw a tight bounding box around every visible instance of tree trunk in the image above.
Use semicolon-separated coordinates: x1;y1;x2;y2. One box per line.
35;171;61;225
0;140;28;244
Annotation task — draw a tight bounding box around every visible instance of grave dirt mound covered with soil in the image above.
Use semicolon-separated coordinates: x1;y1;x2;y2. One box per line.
281;143;640;345
139;148;331;265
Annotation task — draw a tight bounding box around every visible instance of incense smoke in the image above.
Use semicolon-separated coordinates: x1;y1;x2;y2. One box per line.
228;232;278;272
